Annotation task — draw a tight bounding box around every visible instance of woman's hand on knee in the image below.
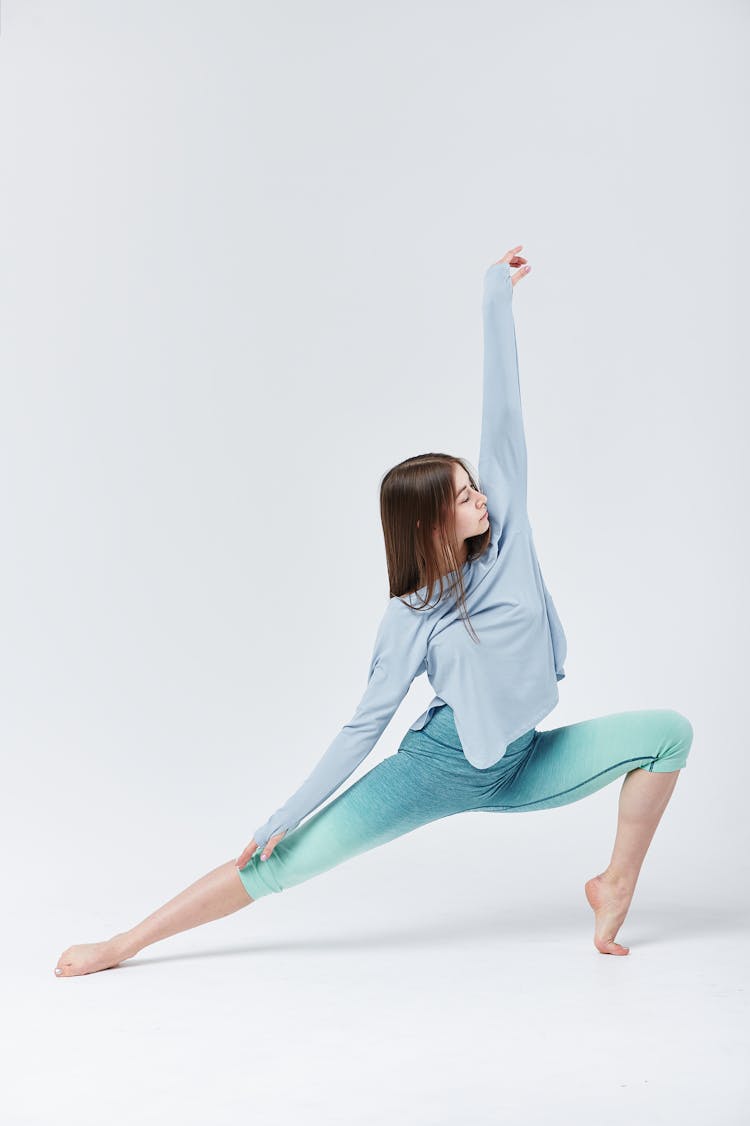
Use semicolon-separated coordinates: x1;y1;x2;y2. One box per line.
235;830;286;868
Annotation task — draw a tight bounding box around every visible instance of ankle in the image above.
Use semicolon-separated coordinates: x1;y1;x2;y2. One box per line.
600;868;637;893
111;930;140;960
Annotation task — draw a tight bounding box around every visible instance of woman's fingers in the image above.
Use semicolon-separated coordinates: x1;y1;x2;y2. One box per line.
235;829;287;869
494;244;523;266
491;246;531;284
502;244;523;264
510;263;531;286
235;840;258;868
260;830;286;861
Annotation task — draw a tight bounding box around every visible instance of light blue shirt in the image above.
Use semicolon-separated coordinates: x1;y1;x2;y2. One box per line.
252;262;567;850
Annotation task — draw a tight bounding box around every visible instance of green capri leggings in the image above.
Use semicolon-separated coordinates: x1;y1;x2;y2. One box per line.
237;705;693;902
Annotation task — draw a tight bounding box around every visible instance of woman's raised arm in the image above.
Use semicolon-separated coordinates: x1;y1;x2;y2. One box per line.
477;247;532;540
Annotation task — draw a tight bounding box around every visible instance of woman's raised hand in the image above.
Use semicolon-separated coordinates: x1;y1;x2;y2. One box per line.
235;829;287;869
492;244;531;287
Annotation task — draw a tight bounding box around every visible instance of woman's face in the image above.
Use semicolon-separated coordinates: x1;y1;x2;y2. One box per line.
451;463;489;542
416;463;489;558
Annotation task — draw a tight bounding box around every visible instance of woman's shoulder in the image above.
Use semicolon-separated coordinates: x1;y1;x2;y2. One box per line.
384;582;462;628
376;591;437;632
385;591;422;617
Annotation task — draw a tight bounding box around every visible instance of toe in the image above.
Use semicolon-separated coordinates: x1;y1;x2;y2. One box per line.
599;940;629;955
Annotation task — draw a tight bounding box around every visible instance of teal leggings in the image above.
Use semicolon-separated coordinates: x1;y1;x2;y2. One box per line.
237;705;693;902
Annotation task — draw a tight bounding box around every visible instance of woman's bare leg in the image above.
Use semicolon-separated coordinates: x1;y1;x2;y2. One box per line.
585;768;681;956
54;860;253;978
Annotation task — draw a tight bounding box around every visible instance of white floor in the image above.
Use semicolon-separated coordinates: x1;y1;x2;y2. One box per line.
12;821;750;1126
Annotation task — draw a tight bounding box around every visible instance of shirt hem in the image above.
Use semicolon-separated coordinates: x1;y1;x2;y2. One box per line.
457;690;561;770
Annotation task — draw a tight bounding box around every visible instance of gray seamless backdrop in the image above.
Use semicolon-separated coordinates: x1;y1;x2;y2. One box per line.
1;2;748;1122
3;0;748;941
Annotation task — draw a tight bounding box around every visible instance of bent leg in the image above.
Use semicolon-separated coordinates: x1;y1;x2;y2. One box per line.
478;708;694;956
479;708;694;813
237;750;467;901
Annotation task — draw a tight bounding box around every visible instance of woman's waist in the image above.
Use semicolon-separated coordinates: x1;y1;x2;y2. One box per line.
404;702;536;757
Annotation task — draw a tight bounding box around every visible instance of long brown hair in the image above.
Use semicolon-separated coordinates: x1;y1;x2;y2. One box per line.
379;453;491;644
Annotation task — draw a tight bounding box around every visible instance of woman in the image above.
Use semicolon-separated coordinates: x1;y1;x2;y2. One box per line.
54;245;693;976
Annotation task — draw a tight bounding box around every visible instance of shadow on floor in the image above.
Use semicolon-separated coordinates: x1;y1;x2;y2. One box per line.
122;900;750;968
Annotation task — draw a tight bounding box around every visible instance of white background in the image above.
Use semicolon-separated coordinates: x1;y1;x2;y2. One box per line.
2;2;748;1123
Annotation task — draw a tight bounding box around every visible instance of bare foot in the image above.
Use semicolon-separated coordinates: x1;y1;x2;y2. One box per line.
584;874;633;955
54;933;136;977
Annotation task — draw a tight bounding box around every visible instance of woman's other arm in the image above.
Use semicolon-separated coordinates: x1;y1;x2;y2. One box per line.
247;598;427;854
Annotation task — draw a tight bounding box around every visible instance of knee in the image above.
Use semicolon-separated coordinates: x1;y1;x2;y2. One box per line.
236;853;282;899
653;709;694;770
668;709;694;750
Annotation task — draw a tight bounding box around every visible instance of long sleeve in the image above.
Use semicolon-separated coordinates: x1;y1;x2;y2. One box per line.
251;597;427;851
478;261;529;539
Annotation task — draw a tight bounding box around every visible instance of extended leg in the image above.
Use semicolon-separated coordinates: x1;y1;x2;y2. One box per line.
55;748;464;977
55;859;253;978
